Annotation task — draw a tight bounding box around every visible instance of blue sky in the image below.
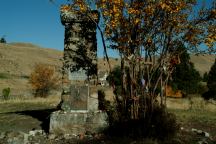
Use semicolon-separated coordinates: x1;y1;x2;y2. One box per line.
0;0;214;57
0;0;64;49
0;0;117;57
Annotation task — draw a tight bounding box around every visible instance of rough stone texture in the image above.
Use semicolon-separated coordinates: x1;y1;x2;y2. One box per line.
61;85;89;111
49;111;108;135
48;6;108;136
60;5;99;111
89;93;99;112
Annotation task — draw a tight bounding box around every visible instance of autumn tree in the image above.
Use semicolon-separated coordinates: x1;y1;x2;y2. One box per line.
29;64;60;97
58;0;216;139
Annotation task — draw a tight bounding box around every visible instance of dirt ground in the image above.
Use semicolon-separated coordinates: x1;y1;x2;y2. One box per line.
0;95;216;144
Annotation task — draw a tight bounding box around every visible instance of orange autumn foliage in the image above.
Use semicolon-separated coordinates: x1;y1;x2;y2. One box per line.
29;64;60;97
165;85;183;98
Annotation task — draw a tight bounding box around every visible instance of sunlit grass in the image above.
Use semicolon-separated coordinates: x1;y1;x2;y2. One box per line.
0;95;60;113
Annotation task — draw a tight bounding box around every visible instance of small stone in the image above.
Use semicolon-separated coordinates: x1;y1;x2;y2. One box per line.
48;134;56;140
204;132;210;138
197;130;203;135
197;139;208;144
0;132;6;139
29;130;36;136
192;128;197;132
64;134;71;140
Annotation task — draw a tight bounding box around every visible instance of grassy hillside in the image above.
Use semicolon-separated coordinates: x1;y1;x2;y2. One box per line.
0;43;62;76
0;43;62;97
0;42;215;97
191;54;216;76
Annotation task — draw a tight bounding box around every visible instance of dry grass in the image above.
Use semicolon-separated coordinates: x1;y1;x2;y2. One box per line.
166;96;216;112
0;95;60;104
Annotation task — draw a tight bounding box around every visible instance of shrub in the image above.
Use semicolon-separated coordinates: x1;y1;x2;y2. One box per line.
0;73;9;79
2;87;10;100
202;58;216;100
106;66;122;86
170;44;201;95
203;72;209;82
101;92;179;140
0;37;6;43
29;64;60;97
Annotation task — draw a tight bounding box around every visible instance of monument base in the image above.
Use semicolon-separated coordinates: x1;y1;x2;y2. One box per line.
49;110;108;135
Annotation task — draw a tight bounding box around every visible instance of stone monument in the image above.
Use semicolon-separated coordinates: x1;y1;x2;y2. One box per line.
49;5;108;135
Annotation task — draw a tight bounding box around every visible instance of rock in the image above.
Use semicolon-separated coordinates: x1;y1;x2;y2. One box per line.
0;132;6;139
204;132;210;138
29;130;37;137
6;131;24;144
48;134;56;140
64;133;72;140
50;110;108;135
192;128;198;132
197;130;203;135
198;139;208;144
29;129;45;137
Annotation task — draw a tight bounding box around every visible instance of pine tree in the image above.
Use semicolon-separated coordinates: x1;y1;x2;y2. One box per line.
202;58;216;100
171;44;201;95
203;72;209;82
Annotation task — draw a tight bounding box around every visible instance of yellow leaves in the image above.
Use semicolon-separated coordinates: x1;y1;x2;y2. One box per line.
73;0;88;12
205;34;216;47
128;8;140;15
211;9;216;15
160;3;168;10
60;5;71;12
209;9;216;19
158;1;186;14
143;5;154;16
111;19;117;27
134;18;140;25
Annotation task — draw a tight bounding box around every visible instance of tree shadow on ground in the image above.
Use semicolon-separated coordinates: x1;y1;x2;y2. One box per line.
6;108;58;133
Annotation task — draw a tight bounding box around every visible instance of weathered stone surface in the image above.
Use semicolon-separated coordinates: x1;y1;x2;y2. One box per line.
61;85;89;111
89;93;99;111
49;6;108;137
60;6;99;111
49;111;108;135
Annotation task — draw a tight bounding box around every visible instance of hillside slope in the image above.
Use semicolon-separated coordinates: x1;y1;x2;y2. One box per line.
0;43;63;76
0;43;63;97
190;54;215;76
0;42;215;97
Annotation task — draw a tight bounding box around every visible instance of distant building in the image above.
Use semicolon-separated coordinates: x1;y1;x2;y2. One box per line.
98;71;109;86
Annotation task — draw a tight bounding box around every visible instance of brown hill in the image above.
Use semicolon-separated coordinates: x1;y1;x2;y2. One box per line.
0;42;215;97
0;43;63;97
190;54;215;76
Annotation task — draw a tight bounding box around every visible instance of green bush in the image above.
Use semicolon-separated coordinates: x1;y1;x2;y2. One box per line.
0;37;6;43
203;72;209;82
170;44;201;95
0;73;9;79
202;58;216;100
106;66;122;86
2;87;10;100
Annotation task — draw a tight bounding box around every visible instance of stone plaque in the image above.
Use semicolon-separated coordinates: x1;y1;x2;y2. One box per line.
69;85;89;110
69;69;87;81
